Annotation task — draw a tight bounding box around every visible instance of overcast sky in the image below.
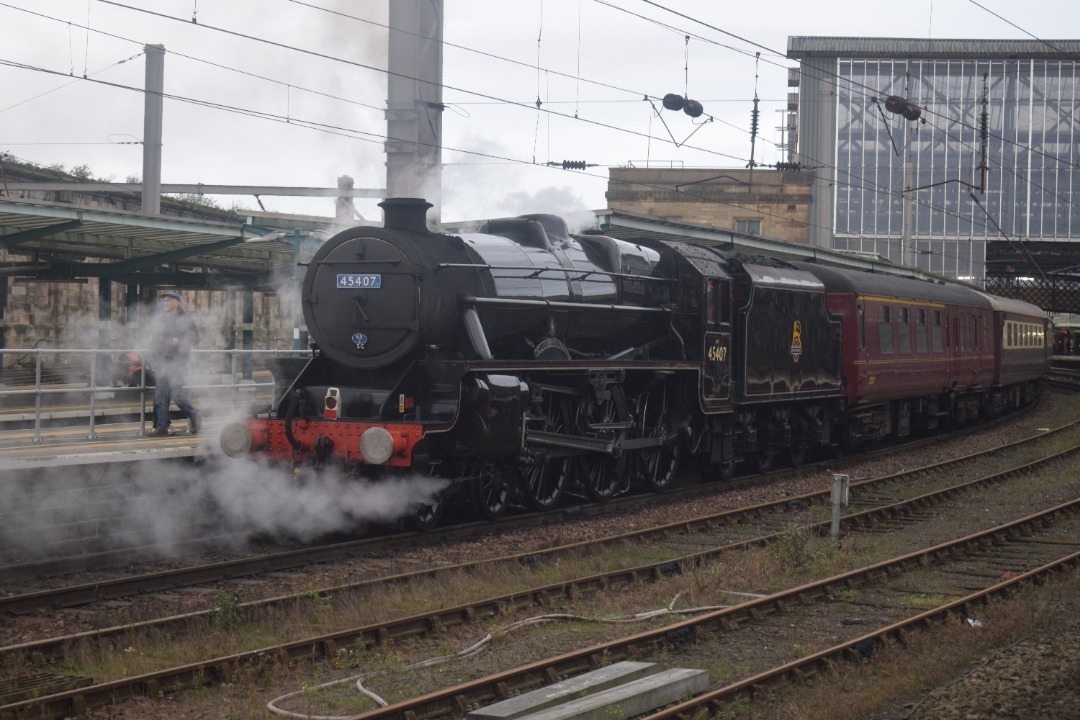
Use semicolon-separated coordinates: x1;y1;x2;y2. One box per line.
1;0;1075;223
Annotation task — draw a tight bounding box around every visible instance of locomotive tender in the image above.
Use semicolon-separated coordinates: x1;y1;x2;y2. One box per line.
220;198;1052;526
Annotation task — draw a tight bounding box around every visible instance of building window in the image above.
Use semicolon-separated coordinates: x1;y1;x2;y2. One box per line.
829;52;1080;282
735;219;762;235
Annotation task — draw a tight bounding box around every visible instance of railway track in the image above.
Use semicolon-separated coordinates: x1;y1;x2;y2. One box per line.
2;415;1077;718
1045;367;1080;391
6;382;1068;568
1;403;1073;617
348;502;1080;720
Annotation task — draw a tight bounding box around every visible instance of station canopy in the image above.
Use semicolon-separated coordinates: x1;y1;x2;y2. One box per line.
0;196;314;291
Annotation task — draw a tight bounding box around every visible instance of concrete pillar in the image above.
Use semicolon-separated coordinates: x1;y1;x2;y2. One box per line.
0;276;7;384
141;44;165;215
386;0;443;222
97;278;113;385
795;58;837;250
242;288;254;380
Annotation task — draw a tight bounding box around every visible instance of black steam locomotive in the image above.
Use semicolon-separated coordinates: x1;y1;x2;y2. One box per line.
220;198;1052;527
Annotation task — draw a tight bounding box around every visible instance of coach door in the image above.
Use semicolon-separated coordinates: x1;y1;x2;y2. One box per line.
949;311;962;383
701;277;732;408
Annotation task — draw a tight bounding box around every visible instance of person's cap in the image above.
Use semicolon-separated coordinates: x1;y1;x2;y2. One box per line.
160;291;182;301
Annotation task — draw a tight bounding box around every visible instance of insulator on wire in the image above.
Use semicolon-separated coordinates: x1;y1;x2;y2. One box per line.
659;93;703;117
662;93;685;111
561;160;587;170
883;95;921;122
884;95;907;114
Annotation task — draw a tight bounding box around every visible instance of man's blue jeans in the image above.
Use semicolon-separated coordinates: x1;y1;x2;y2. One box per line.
154;373;197;430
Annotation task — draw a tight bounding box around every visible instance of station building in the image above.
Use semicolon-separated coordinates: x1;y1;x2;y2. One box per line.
787;37;1080;307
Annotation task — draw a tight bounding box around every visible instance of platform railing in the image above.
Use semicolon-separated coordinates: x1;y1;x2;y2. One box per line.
0;347;303;442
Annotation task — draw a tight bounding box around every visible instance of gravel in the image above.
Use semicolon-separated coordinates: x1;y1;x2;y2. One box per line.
9;388;1080;719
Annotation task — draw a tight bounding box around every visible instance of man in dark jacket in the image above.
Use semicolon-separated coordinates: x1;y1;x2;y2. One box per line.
148;291;200;435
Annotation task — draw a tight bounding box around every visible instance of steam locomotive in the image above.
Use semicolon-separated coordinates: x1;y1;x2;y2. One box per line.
220;198;1052;527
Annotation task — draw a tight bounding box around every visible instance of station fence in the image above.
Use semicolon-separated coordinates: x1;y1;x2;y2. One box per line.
0;347;302;441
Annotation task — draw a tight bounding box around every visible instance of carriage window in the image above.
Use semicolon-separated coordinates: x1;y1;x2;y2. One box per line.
858;304;865;350
898;307;911;354
879;306;894;354
932;310;943;352
915;308;928;353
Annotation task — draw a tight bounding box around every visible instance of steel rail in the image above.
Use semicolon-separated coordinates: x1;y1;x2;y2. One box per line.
297;498;1080;720
2;448;1077;719
0;389;1051;578
4;424;1078;663
7;494;1076;720
3;405;1071;616
639;551;1080;719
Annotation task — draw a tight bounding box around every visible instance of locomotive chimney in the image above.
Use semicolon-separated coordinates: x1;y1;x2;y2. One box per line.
380;197;433;234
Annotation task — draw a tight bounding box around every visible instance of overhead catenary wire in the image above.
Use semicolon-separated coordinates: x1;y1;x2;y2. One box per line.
85;0;750;165
6;0;1071;188
7;0;1063;185
0;48;144;115
594;0;1080;257
0;1;1068;264
0;53;1007;265
0;36;1020;267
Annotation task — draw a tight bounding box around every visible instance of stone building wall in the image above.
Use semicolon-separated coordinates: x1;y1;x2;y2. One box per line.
0;160;294;377
2;267;294;378
606;167;813;245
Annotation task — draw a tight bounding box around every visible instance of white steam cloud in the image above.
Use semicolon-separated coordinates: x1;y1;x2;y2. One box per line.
0;450;447;563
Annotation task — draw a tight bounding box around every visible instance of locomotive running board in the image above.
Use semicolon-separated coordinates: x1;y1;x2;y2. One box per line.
527;431;615;454
526;431;675;453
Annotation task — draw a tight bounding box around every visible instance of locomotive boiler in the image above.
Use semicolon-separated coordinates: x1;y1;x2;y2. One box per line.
221;198;1051;527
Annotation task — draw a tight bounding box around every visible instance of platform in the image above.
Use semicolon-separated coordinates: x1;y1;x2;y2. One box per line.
0;378;270;470
0;419;206;470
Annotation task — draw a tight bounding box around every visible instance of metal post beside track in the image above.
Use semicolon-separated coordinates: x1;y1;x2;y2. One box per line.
830;473;850;544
